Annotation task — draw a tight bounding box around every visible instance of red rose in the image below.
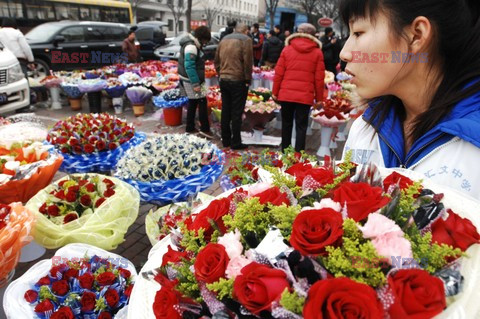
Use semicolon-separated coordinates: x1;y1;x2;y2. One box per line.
24;289;38;303
253;186;290;206
78;272;94;289
64;268;79;281
188;197;231;240
39;203;48;215
63;213;78;224
96;272;116;286
85;183;96;192
124;284;133;298
95;197;107;208
333;182;390;222
52;279;70;296
119;268;131;279
194;243;229;283
431;209;480;252
81;291;96;312
105;288;119;308
68;185;80;193
303;277;384;319
61;147;69;153
388;269;446;319
80;194;92;206
65;191;77;203
96;140;106;151
78;179;88;186
47;205;60;217
103;178;115;188
161;245;189;267
285;163;314;185
233;262;290;315
108;142;118;150
98;312;113;319
88;136;98;144
54;190;66;200
36;275;51;286
153;287;181;319
50;264;67;278
383;171;416;191
290;208;343;256
68;138;79;146
51;306;74;319
103;188;115;198
34;299;55;314
72;145;83;154
84;143;94;154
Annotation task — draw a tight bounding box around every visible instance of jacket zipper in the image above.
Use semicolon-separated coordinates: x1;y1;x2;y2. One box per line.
378;132;448;168
408;137;460;170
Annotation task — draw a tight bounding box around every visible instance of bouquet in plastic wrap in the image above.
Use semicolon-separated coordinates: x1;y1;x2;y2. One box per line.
84;69;103;79
125;86;152;105
152;79;178;92
152;88;188;109
119;72;142;86
0;203;35;284
311;97;353;127
78;79;108;93
129;158;480;319
105;78;127;98
115;133;224;204
46;113;145;173
4;243;136;319
39;75;62;89
26;174;140;250
60;83;83;99
205;61;217;78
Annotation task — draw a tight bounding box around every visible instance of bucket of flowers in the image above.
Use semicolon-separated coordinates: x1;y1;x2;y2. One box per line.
114;133;224;205
4;243;136;319
126;86;153;117
105;79;127;115
127;156;480;319
25;174;140;250
152;89;189;126
46;113;145;173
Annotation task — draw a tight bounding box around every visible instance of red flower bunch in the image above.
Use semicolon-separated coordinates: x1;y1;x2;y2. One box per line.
39;175;116;224
47;113;135;155
0;204;11;231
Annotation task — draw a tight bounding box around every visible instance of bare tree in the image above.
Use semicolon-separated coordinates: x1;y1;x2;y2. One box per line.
291;0;319;25
166;0;187;36
264;0;280;29
186;0;192;32
199;0;224;29
317;0;345;36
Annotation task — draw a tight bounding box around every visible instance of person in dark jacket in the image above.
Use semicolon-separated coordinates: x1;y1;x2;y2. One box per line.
122;30;140;63
259;30;283;68
251;23;264;66
220;20;237;40
274;25;285;42
273;23;325;152
320;27;341;74
178;26;213;138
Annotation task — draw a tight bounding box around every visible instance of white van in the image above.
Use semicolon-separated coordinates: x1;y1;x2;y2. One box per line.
0;40;30;114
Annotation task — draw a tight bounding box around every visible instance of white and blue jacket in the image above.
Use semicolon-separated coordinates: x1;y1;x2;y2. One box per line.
343;90;480;199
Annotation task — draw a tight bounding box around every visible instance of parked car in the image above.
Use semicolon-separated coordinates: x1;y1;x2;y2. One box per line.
26;21;129;76
134;21;167;60
154;33;219;61
0;40;30;114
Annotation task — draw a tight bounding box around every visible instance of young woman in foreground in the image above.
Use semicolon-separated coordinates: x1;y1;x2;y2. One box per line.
341;0;480;198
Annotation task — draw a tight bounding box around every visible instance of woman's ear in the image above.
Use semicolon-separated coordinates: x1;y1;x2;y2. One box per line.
407;16;433;54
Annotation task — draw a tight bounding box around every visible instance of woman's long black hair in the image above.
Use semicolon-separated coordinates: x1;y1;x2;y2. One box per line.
340;0;480;142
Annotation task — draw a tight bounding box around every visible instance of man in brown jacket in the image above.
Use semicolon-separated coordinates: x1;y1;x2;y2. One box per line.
122;30;140;63
214;23;253;150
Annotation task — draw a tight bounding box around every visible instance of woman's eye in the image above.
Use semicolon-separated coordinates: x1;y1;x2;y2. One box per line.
353;32;362;37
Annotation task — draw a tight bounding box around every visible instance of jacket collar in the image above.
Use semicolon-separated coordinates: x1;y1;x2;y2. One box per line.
285;33;322;48
187;33;201;48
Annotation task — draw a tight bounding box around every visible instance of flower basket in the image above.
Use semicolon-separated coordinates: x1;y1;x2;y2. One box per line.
0;203;35;284
25;174;140;250
115;134;224;205
163;107;183;126
127;164;480;319
3;243;136;318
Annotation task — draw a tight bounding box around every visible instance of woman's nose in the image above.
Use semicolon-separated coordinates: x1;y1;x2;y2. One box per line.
340;38;353;63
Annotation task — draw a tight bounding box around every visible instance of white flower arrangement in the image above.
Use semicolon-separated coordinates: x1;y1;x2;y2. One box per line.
116;134;214;182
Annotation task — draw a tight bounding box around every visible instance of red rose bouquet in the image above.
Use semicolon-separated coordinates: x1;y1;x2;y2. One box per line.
26;174;140;250
129;155;480;319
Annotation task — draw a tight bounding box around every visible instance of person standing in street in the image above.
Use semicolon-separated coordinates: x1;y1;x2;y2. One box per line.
214;23;253;150
220;20;236;40
0;18;34;76
320;27;341;74
122;30;140;63
273;23;325;152
259;30;284;68
250;23;264;66
178;26;213;138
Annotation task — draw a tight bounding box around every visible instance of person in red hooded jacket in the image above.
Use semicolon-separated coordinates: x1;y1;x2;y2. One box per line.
273;23;325;152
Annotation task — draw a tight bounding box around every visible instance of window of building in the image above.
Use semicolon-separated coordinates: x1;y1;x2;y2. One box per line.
217;15;220;25
168;19;173;31
222;16;225;25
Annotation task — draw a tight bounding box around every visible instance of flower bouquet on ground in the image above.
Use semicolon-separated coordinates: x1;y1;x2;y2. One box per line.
252;67;263;89
244;98;280;132
25;174;139;250
250;87;272;101
205;61;218;87
39;75;62;89
153;89;189;126
78;79;108;93
4;243;136;318
145;192;214;246
128;154;480;319
85;69;103;79
40;74;63;109
105;79;127;115
119;72;141;87
0;203;35;286
152;80;178;92
114;134;224;205
60;82;84;111
125;86;153;117
207;86;222;121
0;141;63;204
47;113;145;173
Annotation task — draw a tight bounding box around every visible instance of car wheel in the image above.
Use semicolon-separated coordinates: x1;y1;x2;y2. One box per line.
30;59;50;78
